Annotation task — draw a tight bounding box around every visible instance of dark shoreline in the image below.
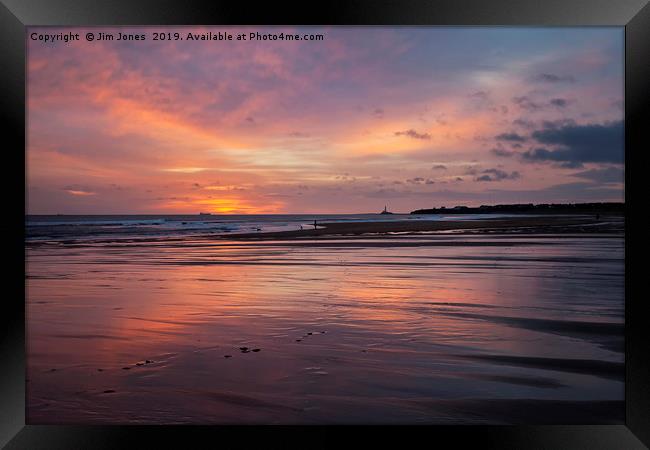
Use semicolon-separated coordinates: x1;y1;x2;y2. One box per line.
24;215;624;247
223;215;624;240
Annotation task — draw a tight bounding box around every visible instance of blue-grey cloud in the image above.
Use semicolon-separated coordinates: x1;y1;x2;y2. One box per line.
523;120;623;165
572;167;624;184
558;161;584;169
513;96;543;112
469;91;489;100
475;168;521;182
533;73;575;83
550;98;569;108
513;118;536;129
491;148;514;157
495;132;527;142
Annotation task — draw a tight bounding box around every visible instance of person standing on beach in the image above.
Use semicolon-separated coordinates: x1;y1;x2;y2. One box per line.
314;220;317;229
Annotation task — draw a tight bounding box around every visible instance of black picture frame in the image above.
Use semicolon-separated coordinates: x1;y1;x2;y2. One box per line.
2;0;647;448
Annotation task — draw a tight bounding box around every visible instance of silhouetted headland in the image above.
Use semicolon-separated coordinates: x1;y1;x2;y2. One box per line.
410;202;624;215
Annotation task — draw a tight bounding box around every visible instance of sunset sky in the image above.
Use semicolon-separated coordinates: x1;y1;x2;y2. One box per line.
27;27;624;214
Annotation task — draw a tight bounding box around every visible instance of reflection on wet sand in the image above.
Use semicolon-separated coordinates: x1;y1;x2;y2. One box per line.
26;232;624;424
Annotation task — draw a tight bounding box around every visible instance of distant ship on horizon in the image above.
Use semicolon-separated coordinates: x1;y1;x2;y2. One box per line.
380;205;393;215
199;212;212;216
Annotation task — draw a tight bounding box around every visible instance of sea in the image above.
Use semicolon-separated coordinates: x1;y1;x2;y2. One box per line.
26;213;517;242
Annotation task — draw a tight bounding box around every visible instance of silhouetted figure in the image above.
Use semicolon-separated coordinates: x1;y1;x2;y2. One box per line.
314;220;317;229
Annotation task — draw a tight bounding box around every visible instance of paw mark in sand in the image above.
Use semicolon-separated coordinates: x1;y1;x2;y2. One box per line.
224;355;232;358
103;390;116;394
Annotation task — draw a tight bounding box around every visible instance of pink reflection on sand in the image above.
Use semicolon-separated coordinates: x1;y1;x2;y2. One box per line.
27;234;623;424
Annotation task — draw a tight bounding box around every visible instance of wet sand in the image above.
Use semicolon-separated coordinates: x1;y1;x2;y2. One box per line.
26;217;624;424
224;215;623;239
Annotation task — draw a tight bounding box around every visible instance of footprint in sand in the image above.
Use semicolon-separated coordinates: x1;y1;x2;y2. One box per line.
238;346;262;354
295;330;327;342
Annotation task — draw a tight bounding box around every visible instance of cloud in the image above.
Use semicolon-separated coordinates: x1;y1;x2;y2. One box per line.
532;73;575;83
464;166;479;176
469;91;489;100
475;168;521;182
523;120;623;165
495;132;527;142
491;148;514;157
406;177;425;184
572;167;624;184
557;161;584;169
549;98;569;108
512;96;543;112
512;118;535;129
541;118;577;129
395;129;431;140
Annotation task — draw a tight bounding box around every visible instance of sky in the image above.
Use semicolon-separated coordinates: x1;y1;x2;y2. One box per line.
27;27;624;214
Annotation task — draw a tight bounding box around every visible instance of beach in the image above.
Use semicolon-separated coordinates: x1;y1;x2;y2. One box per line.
223;215;623;239
26;214;624;424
